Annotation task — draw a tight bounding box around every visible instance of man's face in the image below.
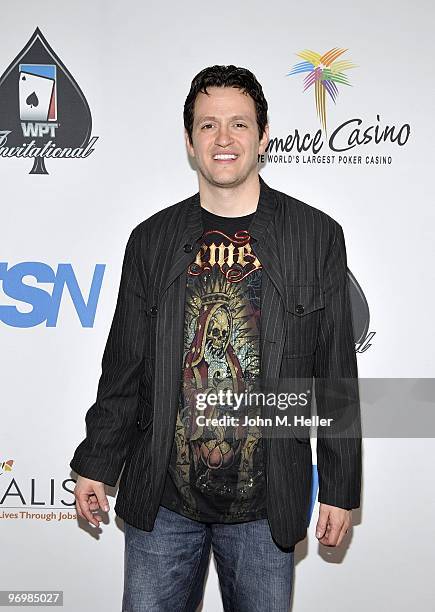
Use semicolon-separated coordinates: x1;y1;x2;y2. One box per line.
185;86;269;188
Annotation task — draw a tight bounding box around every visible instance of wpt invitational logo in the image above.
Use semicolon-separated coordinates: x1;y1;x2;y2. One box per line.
261;46;411;166
0;28;98;174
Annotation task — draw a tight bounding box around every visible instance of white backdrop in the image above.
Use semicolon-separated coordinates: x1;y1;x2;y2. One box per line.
1;1;434;610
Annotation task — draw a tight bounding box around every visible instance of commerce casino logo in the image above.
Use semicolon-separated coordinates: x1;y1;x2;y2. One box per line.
262;46;411;165
0;27;98;174
287;46;357;136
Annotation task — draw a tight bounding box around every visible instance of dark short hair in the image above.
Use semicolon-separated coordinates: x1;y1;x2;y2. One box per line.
183;65;268;145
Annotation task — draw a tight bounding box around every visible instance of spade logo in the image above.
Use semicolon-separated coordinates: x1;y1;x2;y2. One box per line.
26;92;39;108
0;27;98;174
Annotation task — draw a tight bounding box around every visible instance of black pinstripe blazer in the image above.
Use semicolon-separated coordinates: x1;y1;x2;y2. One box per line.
70;175;362;548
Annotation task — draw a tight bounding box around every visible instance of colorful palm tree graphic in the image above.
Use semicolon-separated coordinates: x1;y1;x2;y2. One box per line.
287;48;357;135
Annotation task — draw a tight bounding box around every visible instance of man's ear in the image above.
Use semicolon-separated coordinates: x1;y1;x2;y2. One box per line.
185;129;195;158
259;124;269;155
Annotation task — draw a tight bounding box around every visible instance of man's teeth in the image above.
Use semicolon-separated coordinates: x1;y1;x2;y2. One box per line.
213;154;238;159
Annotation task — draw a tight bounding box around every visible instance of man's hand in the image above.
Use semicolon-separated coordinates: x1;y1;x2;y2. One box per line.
74;475;109;527
315;503;351;547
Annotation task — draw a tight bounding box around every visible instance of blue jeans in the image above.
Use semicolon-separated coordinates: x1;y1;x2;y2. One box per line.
122;505;294;612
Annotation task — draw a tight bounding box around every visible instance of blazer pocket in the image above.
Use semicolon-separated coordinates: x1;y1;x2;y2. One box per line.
137;396;153;430
294;435;311;445
283;284;325;358
137;359;154;430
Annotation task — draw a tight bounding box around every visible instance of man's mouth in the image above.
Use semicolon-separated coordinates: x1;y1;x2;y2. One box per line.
212;153;239;163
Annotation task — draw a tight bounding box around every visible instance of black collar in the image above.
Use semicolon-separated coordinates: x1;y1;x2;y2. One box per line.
185;174;278;245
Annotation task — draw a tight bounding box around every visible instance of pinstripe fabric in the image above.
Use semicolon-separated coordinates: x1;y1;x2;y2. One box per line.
70;175;362;548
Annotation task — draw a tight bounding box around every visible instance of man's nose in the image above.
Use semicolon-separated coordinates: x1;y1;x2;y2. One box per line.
215;126;233;147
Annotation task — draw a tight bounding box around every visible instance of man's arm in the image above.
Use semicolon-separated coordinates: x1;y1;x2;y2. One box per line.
70;227;148;488
313;221;362;540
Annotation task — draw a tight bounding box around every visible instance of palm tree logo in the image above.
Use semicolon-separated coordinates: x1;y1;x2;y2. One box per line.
287;48;357;136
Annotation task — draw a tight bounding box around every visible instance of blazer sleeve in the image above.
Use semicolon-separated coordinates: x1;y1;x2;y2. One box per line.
69;228;148;486
313;221;362;509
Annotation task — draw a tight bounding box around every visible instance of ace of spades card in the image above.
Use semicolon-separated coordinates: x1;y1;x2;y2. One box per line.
19;70;55;121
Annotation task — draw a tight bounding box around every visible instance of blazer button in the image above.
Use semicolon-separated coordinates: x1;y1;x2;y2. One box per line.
149;305;158;315
295;304;304;314
183;243;193;253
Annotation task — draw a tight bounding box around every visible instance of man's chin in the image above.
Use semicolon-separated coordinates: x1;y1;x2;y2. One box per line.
201;170;248;189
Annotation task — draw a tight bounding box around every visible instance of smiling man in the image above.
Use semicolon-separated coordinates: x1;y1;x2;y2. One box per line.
70;65;362;611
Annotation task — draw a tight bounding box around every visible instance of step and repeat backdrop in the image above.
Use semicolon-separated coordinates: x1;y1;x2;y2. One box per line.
1;1;434;610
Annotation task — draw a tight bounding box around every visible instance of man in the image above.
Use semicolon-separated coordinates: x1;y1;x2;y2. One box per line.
70;65;362;611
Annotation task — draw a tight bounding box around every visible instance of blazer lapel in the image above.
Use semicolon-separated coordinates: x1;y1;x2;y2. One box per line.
249;176;287;385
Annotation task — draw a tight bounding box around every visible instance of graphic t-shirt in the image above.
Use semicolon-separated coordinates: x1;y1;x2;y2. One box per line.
160;206;267;523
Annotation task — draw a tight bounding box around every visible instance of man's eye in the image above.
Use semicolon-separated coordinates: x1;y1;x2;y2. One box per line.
235;123;247;128
201;124;213;129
